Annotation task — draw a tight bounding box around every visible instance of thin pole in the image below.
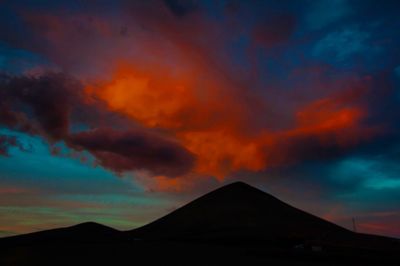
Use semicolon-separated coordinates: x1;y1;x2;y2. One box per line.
352;217;357;232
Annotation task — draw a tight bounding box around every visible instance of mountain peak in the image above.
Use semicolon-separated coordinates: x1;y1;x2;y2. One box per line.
71;221;111;230
210;181;268;197
131;182;349;240
222;181;256;189
225;181;250;187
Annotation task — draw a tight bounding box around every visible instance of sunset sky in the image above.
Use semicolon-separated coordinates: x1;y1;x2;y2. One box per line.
0;0;399;238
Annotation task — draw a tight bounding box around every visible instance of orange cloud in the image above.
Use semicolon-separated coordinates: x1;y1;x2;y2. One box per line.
290;96;365;146
19;7;376;182
85;63;197;129
85;63;267;179
86;62;375;181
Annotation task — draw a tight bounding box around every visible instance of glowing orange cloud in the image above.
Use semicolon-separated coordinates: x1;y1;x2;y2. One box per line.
290;97;365;145
86;63;374;181
85;63;267;179
20;8;375;182
86;64;197;129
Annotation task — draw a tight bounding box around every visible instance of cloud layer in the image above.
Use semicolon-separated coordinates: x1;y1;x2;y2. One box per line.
0;73;195;177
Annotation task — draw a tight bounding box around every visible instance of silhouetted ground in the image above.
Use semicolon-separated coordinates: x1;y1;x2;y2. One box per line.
1;182;399;265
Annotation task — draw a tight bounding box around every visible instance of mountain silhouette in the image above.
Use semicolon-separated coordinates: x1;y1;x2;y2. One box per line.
130;181;350;241
1;182;399;265
0;222;122;246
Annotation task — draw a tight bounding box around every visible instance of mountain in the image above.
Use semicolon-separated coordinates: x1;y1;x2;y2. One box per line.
1;182;399;265
130;181;350;241
0;222;122;246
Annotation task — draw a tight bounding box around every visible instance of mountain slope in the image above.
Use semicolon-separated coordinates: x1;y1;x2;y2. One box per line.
0;222;122;246
130;182;351;241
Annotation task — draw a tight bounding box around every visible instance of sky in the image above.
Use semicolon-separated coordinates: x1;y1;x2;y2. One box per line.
0;0;399;238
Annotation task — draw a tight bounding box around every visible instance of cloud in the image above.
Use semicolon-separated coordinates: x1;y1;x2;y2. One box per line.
86;60;379;180
305;0;350;30
313;27;378;61
0;73;83;140
0;73;196;177
68;128;195;177
0;0;399;183
2;65;377;182
0;134;23;156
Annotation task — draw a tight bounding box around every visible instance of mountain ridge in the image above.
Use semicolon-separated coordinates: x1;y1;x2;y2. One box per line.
129;181;351;241
1;181;399;265
1;182;398;243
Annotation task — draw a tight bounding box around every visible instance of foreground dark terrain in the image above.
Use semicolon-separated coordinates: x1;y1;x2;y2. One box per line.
1;182;399;265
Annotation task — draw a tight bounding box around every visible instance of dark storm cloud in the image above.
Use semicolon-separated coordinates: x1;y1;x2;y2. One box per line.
0;73;196;177
68;128;195;177
0;73;82;140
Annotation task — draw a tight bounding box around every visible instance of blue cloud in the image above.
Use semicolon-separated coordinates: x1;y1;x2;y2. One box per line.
0;42;53;74
304;0;350;30
312;27;376;61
